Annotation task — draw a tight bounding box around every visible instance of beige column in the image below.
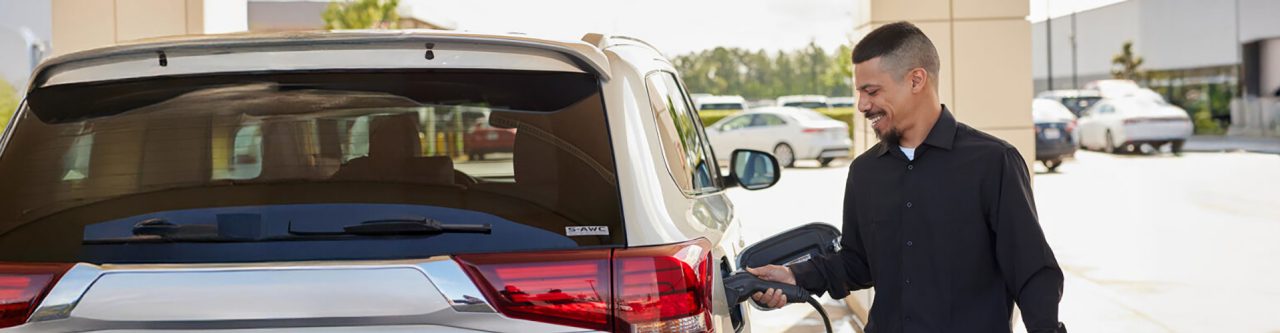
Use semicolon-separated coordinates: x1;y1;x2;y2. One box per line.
849;0;1035;170
51;0;247;56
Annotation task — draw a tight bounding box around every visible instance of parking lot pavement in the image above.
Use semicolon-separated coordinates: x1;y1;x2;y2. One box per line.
1184;135;1280;154
729;150;1280;332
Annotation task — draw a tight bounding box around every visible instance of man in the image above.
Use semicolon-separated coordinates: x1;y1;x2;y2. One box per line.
748;21;1066;332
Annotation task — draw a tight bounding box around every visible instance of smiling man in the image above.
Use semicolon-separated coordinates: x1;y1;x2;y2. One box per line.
748;21;1067;332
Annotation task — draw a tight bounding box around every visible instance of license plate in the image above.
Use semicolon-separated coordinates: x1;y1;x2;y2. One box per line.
486;132;499;141
1043;128;1061;140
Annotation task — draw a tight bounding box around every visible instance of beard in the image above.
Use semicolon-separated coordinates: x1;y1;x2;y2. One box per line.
874;126;902;145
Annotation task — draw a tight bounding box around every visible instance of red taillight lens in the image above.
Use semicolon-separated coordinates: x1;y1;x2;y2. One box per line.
0;263;72;328
802;128;824;134
456;239;715;333
456;250;612;331
1067;120;1077;133
613;239;713;333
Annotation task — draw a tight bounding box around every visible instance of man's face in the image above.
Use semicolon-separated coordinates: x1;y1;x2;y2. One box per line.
855;57;913;143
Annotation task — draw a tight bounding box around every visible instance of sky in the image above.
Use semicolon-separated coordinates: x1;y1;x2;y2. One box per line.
405;0;1129;56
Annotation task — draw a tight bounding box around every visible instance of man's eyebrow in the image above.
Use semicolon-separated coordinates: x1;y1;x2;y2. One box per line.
857;84;880;91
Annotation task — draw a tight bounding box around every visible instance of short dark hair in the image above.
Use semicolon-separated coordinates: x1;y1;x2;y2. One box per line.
852;21;940;84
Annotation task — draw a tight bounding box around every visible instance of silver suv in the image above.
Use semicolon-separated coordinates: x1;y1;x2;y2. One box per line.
0;31;783;332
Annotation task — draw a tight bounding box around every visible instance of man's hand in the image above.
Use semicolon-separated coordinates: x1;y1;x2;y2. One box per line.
746;265;797;309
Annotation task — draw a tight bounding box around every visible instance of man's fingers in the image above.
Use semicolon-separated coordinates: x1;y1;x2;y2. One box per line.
751;291;764;302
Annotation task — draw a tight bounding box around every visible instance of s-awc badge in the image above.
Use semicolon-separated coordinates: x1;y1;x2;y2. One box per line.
566;226;610;236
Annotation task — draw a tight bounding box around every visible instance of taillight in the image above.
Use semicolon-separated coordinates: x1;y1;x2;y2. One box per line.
802;128;824;134
0;263;72;328
456;250;612;330
456;239;714;333
613;239;713;333
1067;120;1077;133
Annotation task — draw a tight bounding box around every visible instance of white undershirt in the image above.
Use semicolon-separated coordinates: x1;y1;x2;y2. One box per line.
900;146;916;161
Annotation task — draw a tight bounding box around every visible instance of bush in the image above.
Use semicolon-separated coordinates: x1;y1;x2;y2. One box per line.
1193;109;1224;135
0;81;18;132
697;109;741;127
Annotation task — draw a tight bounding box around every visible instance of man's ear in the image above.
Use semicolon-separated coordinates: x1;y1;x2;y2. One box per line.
908;68;928;94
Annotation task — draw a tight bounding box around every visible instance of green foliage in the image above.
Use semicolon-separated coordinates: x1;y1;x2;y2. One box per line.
1193;109;1224;135
673;42;853;99
0;81;18;132
322;0;400;30
698;110;740;128
1111;41;1144;81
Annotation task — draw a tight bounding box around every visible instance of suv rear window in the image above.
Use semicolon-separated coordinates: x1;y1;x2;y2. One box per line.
0;70;622;263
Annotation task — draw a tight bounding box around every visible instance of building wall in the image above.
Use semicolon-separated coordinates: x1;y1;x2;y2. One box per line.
1031;0;1140;90
849;0;1034;171
1238;0;1280;43
51;0;247;57
247;1;330;32
1263;38;1280;97
0;1;53;88
1032;0;1280;93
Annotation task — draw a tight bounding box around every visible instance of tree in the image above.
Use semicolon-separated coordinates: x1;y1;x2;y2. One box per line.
1111;41;1144;81
0;81;18;132
322;0;400;30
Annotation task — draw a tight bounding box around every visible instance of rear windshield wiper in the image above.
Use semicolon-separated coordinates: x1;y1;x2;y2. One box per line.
289;218;492;236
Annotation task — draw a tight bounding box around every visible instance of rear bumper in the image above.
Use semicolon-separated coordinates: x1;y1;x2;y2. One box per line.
1122;122;1192;143
1036;141;1076;161
802;139;853;159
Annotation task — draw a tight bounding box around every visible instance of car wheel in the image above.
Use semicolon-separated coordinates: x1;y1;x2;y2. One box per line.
1104;130;1116;154
773;143;796;168
1171;139;1185;156
1044;159;1062;172
818;157;835;167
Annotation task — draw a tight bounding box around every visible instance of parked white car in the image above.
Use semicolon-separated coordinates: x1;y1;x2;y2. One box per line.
695;95;748;111
828;97;855;108
706;107;851;167
0;30;793;333
1036;89;1102;118
1077;94;1193;154
775;95;829;109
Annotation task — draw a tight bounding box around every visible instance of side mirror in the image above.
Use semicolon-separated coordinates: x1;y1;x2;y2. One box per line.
738;223;841;270
725;149;780;190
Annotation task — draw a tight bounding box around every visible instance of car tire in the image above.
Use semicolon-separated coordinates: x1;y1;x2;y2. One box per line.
774;143;796;168
818;157;835;167
1104;130;1116;154
1044;159;1062;172
1171;139;1185;156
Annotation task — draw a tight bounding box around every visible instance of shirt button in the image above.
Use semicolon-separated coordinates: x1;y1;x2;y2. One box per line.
906;202;913;208
907;165;914;170
905;316;912;321
905;279;911;285
906;240;914;247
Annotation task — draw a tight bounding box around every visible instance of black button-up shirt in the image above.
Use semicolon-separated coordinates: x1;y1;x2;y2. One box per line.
790;106;1064;333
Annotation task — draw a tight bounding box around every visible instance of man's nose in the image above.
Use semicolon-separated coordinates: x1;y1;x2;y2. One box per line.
857;95;872;113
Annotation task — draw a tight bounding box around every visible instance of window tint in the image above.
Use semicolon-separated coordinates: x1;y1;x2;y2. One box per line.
645;72;720;195
752;114;786;127
0;70;622;263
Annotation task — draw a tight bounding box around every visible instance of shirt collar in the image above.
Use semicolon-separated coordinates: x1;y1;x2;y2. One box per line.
876;105;957;157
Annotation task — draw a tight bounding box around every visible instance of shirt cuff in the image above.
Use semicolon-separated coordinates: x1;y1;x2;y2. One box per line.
787;260;825;295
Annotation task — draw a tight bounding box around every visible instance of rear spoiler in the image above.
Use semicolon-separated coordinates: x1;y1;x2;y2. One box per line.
28;31;612;92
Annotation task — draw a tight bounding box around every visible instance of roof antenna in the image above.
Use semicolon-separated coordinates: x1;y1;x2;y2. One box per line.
424;43;435;60
156;51;168;67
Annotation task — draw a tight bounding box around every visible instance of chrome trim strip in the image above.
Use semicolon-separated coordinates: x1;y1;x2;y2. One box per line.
27;263;103;322
25;256;495;322
415;260;495;313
